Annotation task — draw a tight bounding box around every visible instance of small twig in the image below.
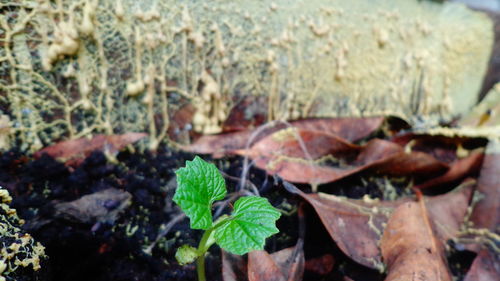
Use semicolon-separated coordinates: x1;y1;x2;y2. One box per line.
221;171;260;196
238;120;315;191
143;212;186;255
298;202;306;240
239;121;282;191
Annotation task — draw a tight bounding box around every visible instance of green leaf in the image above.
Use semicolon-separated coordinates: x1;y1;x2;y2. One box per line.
214;196;281;255
173;156;227;230
175;244;199;265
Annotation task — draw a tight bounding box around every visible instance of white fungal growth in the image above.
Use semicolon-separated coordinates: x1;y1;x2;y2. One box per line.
192;70;227;134
115;0;125;20
43;20;80;71
0;0;494;152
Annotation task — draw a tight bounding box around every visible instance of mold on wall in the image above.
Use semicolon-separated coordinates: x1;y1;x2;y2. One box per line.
0;0;494;151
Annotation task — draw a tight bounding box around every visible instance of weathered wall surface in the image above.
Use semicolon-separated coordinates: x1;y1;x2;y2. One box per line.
0;0;493;151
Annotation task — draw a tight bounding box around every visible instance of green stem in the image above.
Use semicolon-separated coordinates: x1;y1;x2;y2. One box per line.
195;229;213;281
195;216;232;281
196;251;206;281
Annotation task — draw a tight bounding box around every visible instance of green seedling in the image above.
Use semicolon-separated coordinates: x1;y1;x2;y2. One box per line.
173;156;281;281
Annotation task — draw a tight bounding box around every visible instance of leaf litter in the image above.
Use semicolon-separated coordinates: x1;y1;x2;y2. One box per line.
7;114;499;281
380;192;453;281
283;179;475;271
185;117;384;157
34;133;147;166
236;129;448;186
171;110;499;280
461;140;500;281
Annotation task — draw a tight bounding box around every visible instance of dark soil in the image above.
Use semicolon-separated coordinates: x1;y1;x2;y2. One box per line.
0;145;476;281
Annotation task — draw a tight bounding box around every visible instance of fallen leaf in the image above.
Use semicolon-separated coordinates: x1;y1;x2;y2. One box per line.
283;180;392;270
247;239;304;281
35;133;147;166
464;249;500;281
222;250;248;281
469;140;500;231
54;188;132;224
223;203;305;281
269;241;305;281
425;181;475;241
167;103;196;143
291;117;385;142
414;152;484;190
183;126;273;157
247;250;286;281
238;129;447;185
283;180;475;270
304;254;335;276
185;117;384;157
222;96;267;132
391;133;487;163
241;128;360;160
461;140;500;276
381;197;453;281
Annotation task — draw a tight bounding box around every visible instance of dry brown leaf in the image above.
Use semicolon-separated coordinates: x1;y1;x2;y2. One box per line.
247;250;286;281
464;249;500;281
304;254;335;276
391;133;487;164
222;250;248;281
470;141;500;231
283;181;393;270
222;96;267;132
425;181;475;241
381;197;453;281
220;93;384;137
223;203;305;281
238;129;447;185
414;152;484;190
167;103;196;143
291;117;385;142
241;128;360;160
183;127;271;157
462;141;500;279
34;133;147;166
284;180;475;270
185;117;384;157
247;239;304;281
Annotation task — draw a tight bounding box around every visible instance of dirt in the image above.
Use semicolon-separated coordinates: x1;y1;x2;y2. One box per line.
0;145;477;281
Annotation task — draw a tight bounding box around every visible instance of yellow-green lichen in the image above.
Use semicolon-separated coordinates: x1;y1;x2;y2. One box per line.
0;0;494;152
0;187;47;280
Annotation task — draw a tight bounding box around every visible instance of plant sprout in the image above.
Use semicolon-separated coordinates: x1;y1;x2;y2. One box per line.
173;156;281;281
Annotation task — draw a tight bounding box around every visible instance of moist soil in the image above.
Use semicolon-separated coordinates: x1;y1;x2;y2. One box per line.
0;146;476;281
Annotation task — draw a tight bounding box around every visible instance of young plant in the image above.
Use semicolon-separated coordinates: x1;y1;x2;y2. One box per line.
173;156;281;281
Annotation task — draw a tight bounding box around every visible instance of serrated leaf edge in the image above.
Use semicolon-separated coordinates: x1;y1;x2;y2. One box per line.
173;156;227;230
